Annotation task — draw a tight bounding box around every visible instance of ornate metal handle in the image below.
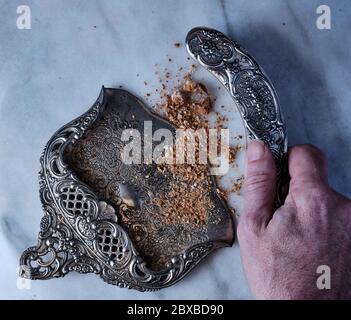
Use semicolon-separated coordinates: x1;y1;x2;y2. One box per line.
186;27;288;205
18;27;288;293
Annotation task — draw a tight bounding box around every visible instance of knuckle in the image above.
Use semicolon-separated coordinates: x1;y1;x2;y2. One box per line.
291;180;328;199
270;206;296;227
244;172;273;193
289;175;330;198
293;184;331;214
306;187;330;207
295;144;326;163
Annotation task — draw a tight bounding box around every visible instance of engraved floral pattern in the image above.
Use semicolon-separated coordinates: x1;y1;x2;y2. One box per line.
186;27;287;205
19;88;222;291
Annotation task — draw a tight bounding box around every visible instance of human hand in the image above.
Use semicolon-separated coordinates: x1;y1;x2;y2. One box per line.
238;141;351;299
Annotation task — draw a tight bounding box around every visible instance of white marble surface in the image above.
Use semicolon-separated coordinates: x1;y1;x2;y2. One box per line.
0;0;350;299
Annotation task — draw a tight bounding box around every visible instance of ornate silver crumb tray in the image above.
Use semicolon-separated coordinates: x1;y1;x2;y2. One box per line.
19;27;287;291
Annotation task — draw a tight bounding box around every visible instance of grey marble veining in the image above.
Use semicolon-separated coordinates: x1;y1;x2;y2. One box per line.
0;0;350;299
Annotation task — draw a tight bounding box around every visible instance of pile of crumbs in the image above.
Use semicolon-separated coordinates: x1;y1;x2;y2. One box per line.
218;175;245;200
152;162;214;227
151;77;214;227
147;70;243;227
154;75;211;130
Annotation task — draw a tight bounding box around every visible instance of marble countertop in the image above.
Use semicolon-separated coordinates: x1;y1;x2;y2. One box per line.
0;0;350;299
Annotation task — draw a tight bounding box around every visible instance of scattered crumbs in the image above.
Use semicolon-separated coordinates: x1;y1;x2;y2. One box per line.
168;58;172;62
93;25;97;28
229;145;243;166
231;176;245;195
218;175;244;198
152;76;214;227
144;81;148;86
151;66;244;210
217;187;229;201
213;111;227;128
174;42;181;48
155;75;211;130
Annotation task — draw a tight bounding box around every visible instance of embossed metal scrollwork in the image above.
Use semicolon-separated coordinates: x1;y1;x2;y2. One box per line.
19;88;223;291
186;27;288;205
19;27;287;291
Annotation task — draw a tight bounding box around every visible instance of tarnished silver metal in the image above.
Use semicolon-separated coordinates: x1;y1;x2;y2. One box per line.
186;27;288;204
19;87;234;291
19;27;287;291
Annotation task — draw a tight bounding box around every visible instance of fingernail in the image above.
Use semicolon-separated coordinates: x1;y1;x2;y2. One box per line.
247;140;265;161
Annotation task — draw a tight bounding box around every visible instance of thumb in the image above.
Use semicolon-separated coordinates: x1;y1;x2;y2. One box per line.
243;140;276;231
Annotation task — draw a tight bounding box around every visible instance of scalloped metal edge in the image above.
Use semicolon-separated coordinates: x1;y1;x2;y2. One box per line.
19;87;219;291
